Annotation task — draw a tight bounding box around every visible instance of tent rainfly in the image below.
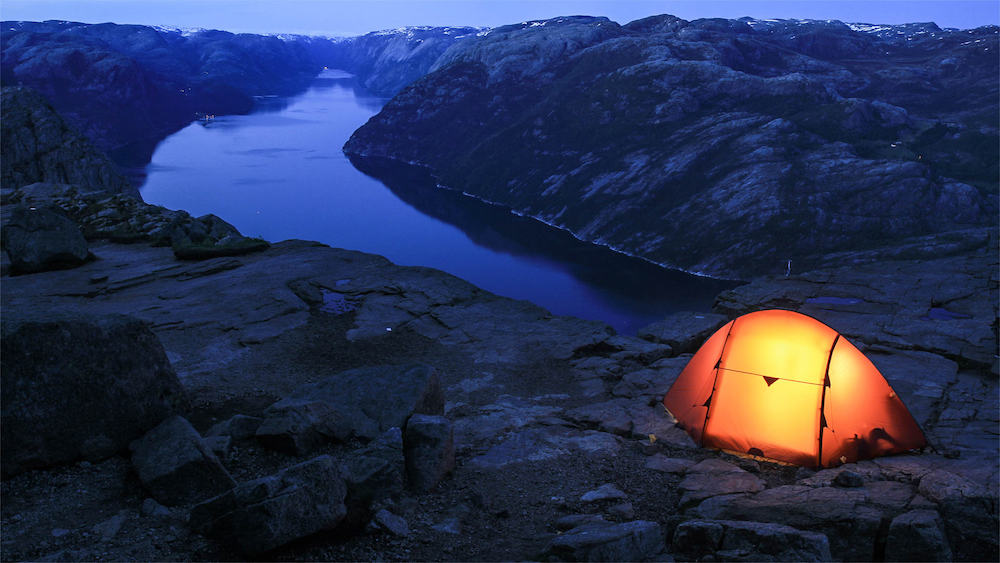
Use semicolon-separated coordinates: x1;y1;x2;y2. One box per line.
663;309;926;467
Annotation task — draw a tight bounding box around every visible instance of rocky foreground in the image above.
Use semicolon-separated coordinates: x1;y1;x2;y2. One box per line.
1;180;997;561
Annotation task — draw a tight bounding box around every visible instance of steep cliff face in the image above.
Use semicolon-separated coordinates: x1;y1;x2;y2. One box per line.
345;15;999;278
317;26;480;96
1;86;135;196
1;21;322;162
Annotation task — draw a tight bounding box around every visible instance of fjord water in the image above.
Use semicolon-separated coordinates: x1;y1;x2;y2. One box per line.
140;70;736;333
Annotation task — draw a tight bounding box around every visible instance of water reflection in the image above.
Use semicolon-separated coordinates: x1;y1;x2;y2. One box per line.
349;155;739;325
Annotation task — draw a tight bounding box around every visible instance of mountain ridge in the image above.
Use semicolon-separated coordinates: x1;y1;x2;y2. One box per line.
345;14;998;279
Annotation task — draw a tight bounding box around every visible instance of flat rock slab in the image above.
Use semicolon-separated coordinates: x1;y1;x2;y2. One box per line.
543;520;664;562
468;427;622;469
679;459;766;509
565;398;694;446
693;484;883;561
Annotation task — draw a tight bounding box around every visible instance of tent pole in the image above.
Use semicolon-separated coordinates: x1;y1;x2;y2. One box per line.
701;319;736;447
817;334;840;468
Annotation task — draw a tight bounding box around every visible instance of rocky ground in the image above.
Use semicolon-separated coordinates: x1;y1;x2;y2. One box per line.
1;182;997;561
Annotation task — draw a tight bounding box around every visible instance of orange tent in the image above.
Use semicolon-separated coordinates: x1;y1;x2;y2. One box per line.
663;309;926;467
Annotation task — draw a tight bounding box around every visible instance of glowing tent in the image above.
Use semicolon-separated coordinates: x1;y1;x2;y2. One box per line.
663;309;926;468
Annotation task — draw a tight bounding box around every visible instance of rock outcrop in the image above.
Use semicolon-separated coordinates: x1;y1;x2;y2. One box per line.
1;313;183;476
3;182;269;259
346;15;999;278
0;87;135;195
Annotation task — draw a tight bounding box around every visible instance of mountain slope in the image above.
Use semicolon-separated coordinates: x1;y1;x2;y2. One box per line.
1;21;323;164
345;15;999;278
1;86;135;196
316;26;480;96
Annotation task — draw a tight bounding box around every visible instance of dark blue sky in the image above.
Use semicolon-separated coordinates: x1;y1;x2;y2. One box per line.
2;1;997;37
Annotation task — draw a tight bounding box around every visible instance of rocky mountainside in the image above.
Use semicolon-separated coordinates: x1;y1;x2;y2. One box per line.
313;26;480;96
1;86;135;196
1;20;324;164
345;15;1000;279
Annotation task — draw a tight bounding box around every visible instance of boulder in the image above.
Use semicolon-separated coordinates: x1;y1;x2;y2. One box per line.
673;519;832;561
542;520;664;562
256;364;443;454
2;205;88;273
636;312;729;354
678;459;766;509
1;313;183;476
885;510;952;562
403;414;455;492
129;416;236;506
190;455;347;556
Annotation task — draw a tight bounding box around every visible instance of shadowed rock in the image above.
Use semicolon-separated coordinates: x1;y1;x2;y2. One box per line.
1;87;135;195
256;364;443;454
673;519;832;561
543;519;664;562
190;455;347;555
1;313;182;476
2;205;89;273
885;509;952;562
404;414;455;492
129;416;236;506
